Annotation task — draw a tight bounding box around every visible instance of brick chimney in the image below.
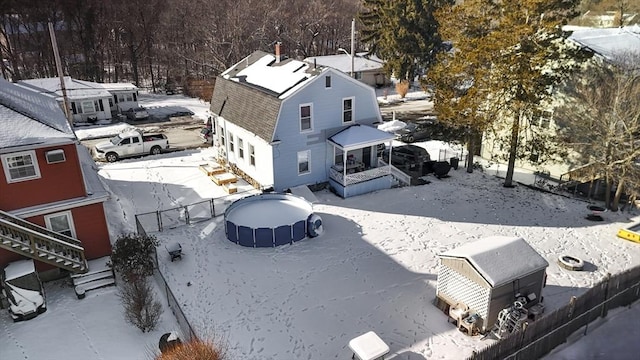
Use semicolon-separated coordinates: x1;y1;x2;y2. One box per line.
275;42;282;63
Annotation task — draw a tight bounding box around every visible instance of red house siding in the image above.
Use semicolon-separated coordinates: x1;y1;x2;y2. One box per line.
0;203;112;270
0;143;87;211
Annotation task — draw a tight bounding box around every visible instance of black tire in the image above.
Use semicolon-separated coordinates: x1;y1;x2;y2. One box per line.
150;146;162;155
106;152;118;163
407;135;415;143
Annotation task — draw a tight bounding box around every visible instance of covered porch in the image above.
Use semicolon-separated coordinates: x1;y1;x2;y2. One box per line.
327;124;396;198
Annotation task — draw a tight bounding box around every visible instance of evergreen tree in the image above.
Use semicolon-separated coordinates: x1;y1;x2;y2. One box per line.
428;0;590;185
359;0;453;81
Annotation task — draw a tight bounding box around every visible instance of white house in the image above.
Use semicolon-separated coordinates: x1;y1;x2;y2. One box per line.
304;52;390;88
211;47;404;197
17;77;140;125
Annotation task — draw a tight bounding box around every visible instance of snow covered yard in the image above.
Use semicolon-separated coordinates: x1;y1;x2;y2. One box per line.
94;146;640;359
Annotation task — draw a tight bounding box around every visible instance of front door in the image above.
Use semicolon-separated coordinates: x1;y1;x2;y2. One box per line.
362;146;371;169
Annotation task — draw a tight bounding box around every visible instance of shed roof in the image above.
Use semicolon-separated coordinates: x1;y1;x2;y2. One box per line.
440;237;549;287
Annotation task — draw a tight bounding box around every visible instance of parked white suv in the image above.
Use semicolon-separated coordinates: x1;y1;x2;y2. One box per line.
123;107;149;121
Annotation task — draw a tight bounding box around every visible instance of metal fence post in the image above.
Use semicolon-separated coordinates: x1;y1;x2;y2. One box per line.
184;206;190;225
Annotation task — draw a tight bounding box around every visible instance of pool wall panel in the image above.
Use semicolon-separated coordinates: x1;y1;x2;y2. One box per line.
238;226;254;247
227;221;238;244
275;226;292;246
293;221;306;242
255;228;275;247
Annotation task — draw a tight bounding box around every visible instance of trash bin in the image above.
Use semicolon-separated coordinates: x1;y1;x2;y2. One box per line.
450;157;459;170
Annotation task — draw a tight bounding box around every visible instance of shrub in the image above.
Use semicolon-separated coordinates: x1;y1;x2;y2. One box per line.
156;338;229;360
119;277;163;333
395;80;410;98
111;233;159;282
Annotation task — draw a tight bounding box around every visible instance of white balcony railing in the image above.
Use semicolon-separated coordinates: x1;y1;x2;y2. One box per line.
329;165;391;186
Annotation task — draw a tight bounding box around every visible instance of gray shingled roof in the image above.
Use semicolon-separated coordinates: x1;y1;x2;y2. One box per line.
210;76;281;143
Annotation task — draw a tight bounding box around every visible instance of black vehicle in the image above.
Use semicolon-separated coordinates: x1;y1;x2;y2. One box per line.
395;119;437;143
383;145;431;168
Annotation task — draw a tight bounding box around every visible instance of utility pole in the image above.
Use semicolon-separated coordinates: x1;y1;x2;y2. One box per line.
350;18;355;78
48;22;74;128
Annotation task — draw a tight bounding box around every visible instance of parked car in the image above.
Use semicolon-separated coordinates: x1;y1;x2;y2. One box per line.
123;107;149;121
383;145;431;168
94;129;169;162
394;119;436;143
0;260;46;322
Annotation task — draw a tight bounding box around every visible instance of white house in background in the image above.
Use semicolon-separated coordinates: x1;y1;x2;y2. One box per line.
479;25;640;181
304;52;390;88
17;77;140;125
211;47;403;198
89;81;140;115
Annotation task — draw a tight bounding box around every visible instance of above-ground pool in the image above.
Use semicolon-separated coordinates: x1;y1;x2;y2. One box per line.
224;193;323;247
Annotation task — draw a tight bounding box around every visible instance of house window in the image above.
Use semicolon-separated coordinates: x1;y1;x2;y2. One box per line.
325;76;331;88
300;104;312;132
354;72;362;80
45;149;66;164
2;150;41;183
71;102;78;114
343;97;354;123
249;144;255;166
108;97;114;108
44;211;76;238
220;127;226;146
539;110;553;129
298;150;310;175
238;138;244;159
81;100;96;113
228;132;235;152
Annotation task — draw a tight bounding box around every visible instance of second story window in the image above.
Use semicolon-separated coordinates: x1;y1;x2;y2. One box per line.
343;97;354;123
229;132;235;152
238;138;244;159
300;104;312;132
220;127;226;146
249;144;255;166
1;150;41;183
325;76;331;88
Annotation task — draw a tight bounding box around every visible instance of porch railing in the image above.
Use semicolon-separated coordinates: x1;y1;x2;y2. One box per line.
377;159;411;186
329;164;391;186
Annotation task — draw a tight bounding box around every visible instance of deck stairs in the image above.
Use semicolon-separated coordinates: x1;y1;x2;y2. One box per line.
0;209;88;273
71;257;116;299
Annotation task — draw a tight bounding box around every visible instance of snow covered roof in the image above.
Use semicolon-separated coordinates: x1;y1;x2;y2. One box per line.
567;25;640;60
19;77;112;100
304;52;385;74
328;124;394;151
75;79;137;92
0;77;75;150
3;259;36;280
221;51;323;99
440;236;549;287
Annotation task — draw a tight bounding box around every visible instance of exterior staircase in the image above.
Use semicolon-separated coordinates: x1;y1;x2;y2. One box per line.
0;210;88;273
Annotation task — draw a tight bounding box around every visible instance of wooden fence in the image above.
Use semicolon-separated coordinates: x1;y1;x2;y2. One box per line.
468;266;640;360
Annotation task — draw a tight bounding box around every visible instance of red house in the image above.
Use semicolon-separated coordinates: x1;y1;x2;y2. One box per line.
0;77;112;280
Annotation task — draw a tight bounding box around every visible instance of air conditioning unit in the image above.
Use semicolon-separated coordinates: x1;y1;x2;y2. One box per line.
45;149;66;164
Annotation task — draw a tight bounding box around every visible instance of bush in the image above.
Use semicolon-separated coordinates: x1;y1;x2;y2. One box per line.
111;233;159;282
156;338;228;360
119;277;163;332
395;80;410;98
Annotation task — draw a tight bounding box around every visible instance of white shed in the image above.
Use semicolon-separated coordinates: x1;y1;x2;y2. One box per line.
435;236;549;333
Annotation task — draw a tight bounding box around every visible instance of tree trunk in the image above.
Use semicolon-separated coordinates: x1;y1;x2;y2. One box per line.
466;130;475;173
504;115;520;188
612;177;625;211
605;175;613;210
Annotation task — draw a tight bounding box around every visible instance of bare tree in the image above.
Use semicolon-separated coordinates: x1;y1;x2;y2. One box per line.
555;51;640;210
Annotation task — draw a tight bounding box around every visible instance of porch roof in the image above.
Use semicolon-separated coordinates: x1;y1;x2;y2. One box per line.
328;124;394;151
